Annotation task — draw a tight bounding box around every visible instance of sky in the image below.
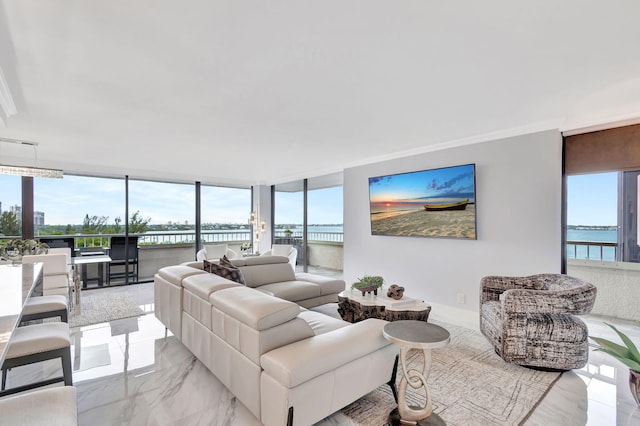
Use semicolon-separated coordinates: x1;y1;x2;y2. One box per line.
567;172;617;226
0;175;344;225
369;164;475;204
0;171;619;227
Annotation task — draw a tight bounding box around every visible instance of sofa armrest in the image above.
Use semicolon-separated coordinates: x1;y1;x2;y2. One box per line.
260;318;394;388
480;276;533;304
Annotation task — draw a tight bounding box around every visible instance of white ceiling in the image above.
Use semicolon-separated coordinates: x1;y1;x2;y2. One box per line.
1;1;640;187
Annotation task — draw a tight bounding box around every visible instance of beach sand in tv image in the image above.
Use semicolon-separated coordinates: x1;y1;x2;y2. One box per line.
369;164;476;239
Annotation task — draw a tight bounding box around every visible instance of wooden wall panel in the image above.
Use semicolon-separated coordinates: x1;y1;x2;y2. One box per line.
564;123;640;175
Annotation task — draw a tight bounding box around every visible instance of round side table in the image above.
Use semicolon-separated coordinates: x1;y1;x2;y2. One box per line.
383;320;450;425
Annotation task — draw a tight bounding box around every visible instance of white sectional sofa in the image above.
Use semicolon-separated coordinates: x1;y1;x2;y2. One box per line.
154;256;399;426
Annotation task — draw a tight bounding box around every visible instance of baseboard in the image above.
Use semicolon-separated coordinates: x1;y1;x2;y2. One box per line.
428;302;479;331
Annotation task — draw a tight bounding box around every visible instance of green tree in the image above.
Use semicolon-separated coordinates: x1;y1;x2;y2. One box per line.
82;214;109;234
128;210;151;234
0;211;20;236
65;224;74;235
111;217;122;234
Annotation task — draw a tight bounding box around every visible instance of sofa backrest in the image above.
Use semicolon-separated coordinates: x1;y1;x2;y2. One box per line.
231;256;295;288
210;286;314;364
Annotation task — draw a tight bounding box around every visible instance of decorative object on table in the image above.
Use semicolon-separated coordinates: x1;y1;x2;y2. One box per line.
368;163;476;240
590;323;640;406
351;275;384;296
0;239;49;265
240;241;252;253
386;284;405;300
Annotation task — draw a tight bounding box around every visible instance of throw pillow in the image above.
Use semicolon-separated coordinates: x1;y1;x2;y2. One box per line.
219;255;235;268
272;244;292;257
203;259;245;285
203;244;228;260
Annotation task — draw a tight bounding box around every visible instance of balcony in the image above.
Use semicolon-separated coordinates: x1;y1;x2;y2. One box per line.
566;240;640;322
0;230;344;286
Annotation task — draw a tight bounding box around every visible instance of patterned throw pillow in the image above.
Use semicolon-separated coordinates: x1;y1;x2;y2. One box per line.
203;259;245;285
218;255;235;268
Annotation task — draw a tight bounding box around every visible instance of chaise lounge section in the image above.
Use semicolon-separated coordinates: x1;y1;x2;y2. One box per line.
155;256;398;425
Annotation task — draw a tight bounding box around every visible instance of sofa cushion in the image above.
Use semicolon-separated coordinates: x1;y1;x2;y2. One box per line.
295;272;345;295
157;265;207;287
260;319;392;388
182;273;242;301
210;287;301;331
297;309;349;335
203;244;228;260
204;259;246;285
231;255;290;267
257;281;322;302
236;260;296;288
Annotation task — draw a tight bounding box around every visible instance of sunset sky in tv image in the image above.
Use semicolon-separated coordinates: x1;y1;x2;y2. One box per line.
369;164;475;205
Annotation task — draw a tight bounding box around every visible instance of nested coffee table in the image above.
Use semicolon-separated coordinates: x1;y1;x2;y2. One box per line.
383;320;450;426
337;290;431;323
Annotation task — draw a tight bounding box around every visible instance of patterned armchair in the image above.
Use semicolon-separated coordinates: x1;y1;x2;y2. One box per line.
480;274;597;370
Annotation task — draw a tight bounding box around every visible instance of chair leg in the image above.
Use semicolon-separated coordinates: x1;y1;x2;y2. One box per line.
2;368;7;390
1;347;72;396
387;354;399;403
61;347;72;386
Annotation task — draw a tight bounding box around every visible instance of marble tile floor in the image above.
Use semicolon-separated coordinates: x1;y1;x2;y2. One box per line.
3;283;640;425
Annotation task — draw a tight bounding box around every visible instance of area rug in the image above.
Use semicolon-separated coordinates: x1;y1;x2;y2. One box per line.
339;320;561;426
69;292;145;328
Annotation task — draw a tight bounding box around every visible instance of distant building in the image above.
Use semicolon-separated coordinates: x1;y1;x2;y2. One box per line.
8;205;45;226
34;211;45;227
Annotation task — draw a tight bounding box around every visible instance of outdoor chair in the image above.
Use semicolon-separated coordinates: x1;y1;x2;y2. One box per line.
479;273;597;370
108;236;139;284
196;243;238;262
260;244;298;269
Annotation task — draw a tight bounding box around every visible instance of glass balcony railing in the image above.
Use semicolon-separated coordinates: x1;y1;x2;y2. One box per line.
566;240;618;262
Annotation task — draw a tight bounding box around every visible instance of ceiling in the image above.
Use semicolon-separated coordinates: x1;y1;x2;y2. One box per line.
1;1;639;188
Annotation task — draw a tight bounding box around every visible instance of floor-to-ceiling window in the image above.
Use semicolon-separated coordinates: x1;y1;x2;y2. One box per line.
128;179;194;244
273;181;304;268
200;185;252;252
34;175;125;247
273;173;343;273
307;175;343;272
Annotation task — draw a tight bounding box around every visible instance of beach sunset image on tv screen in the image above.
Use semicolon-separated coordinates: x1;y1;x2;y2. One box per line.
369;163;476;239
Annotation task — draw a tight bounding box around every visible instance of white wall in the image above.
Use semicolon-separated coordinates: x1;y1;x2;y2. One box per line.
343;130;563;329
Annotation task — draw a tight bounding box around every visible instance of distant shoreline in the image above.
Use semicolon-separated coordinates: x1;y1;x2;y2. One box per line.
567;225;616;231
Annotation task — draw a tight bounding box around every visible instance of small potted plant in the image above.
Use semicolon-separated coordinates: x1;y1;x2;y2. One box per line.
0;239;49;266
590;323;640;406
351;275;384;296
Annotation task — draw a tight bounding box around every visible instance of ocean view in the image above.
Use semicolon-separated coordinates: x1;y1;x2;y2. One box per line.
567;228;616;261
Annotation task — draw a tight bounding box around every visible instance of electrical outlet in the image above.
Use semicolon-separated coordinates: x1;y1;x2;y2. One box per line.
457;293;466;304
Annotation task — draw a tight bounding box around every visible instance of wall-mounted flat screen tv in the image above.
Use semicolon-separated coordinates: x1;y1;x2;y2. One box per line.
369;163;476;239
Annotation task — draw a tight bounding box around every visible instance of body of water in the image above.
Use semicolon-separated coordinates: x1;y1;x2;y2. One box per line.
567;229;616;261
